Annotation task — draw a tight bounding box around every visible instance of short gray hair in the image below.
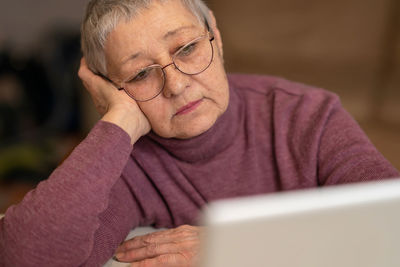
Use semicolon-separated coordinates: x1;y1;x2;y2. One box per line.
81;0;211;76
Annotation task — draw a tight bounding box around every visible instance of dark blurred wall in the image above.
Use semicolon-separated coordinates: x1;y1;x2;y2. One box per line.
0;1;91;210
0;0;89;52
208;0;400;123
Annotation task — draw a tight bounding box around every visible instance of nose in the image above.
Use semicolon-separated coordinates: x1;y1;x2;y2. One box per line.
161;63;190;98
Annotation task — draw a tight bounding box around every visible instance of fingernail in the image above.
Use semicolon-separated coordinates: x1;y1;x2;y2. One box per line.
113;252;125;261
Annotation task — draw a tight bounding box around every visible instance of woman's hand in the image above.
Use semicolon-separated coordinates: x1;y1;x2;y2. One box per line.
114;225;203;267
78;58;151;143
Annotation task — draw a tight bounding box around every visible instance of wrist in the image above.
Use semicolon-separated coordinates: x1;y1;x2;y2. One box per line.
101;108;149;144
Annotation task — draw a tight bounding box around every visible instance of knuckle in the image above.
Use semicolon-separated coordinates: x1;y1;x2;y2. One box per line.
180;251;194;262
179;224;192;230
145;242;158;255
142;234;155;245
78;70;85;81
138;258;154;267
77;65;87;78
158;254;176;265
175;231;187;239
177;225;196;237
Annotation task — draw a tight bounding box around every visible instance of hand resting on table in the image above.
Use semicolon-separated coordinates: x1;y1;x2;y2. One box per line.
114;225;202;267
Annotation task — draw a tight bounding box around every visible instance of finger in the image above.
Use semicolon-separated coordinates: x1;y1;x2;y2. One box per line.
116;239;198;263
130;253;185;267
78;57;110;90
117;225;200;253
78;57;91;81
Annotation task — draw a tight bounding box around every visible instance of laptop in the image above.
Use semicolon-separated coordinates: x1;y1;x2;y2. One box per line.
198;178;400;267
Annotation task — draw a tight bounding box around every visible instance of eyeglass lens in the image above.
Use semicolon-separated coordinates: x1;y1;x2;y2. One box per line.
122;34;213;102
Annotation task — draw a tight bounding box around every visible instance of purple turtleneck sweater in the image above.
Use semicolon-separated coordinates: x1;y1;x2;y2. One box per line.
1;74;398;266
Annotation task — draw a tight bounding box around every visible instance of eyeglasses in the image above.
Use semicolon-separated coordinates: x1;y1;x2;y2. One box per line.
107;31;215;102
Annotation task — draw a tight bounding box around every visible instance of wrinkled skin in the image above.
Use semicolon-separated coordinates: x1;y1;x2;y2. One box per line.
115;225;203;267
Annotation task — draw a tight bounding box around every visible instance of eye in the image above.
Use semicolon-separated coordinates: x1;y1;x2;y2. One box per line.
178;42;198;57
129;68;151;83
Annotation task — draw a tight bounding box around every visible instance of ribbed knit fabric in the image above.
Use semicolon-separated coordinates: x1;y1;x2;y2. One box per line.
1;74;398;266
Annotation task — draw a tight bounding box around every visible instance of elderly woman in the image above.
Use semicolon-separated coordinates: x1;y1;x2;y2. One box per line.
1;0;399;266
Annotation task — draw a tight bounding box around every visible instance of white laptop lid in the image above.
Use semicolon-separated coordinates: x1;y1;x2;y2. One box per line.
199;179;400;267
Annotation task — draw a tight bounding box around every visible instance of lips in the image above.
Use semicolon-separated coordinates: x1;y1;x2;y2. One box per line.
175;99;203;115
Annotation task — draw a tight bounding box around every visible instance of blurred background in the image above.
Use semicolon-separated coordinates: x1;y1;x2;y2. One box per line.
0;0;399;213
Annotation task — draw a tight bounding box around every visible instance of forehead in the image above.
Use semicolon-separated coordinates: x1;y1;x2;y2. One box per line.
104;0;203;72
124;0;201;31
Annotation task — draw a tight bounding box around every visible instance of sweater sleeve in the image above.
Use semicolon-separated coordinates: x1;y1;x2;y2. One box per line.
0;121;142;266
272;83;399;189
316;95;400;185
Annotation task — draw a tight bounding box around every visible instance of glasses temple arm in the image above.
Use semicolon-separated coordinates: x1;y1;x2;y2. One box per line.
98;73;124;90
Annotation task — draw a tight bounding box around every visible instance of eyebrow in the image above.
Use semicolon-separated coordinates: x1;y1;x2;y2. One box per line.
122;52;141;65
121;25;198;65
163;25;197;40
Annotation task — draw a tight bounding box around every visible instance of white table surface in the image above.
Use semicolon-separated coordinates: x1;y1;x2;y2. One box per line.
103;227;159;267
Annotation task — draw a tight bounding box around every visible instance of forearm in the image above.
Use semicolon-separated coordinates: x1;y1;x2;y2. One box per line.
0;121;133;266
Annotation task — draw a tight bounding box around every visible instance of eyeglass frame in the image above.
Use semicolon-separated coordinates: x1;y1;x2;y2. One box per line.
102;24;215;102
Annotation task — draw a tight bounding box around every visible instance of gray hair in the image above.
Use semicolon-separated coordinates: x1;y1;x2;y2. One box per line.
81;0;211;76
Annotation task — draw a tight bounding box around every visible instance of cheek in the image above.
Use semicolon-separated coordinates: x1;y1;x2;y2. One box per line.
200;59;229;106
138;101;170;130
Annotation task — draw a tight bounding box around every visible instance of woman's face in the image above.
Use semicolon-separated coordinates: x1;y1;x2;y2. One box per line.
104;0;229;139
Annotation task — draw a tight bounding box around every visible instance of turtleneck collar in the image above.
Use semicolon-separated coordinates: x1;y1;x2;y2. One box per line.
146;80;242;163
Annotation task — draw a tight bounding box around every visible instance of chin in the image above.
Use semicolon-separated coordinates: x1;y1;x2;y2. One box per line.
177;125;212;139
153;96;228;139
179;118;217;139
178;102;228;139
156;113;218;139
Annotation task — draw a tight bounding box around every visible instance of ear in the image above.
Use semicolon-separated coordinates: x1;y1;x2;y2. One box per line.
208;10;223;58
